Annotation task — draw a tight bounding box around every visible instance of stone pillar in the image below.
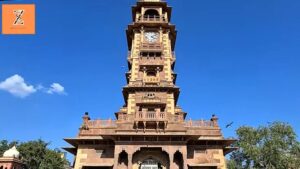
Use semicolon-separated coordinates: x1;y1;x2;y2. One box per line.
113;146;121;169
82;112;90;128
143;67;147;78
141;26;144;42
182;147;188;169
156;67;160;76
113;156;118;169
211;114;219;127
169;151;176;169
159;27;163;43
155;108;160;119
128;153;133;169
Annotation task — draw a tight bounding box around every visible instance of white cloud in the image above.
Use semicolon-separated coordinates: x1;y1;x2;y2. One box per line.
0;75;67;98
0;74;37;98
47;83;66;95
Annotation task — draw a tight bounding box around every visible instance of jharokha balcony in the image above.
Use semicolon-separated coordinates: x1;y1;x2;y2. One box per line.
143;76;160;84
135;111;166;121
137;15;167;23
139;57;163;66
140;43;163;51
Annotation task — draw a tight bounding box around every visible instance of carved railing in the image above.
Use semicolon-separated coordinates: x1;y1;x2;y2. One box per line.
137;15;167;23
184;120;215;127
140;43;163;51
143;76;160;84
142;96;161;103
135;112;166;121
139;57;163;65
129;79;173;87
85;120;117;128
83;118;216;127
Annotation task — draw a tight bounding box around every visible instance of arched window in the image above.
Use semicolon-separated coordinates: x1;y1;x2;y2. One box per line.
147;71;156;77
144;9;159;17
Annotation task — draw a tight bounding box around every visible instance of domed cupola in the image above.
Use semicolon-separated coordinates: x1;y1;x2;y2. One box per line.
3;146;20;158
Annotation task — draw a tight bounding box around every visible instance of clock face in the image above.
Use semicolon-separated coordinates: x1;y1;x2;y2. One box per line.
144;32;159;43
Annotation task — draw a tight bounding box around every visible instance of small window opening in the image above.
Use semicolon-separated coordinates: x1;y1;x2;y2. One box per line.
144;9;159;17
147;71;156;76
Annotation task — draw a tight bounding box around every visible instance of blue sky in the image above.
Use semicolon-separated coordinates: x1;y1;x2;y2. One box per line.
0;0;300;160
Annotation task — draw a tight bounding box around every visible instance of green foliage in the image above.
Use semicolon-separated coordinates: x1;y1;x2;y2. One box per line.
40;149;67;169
0;140;18;155
229;122;300;169
227;159;242;169
18;139;49;169
0;140;10;156
0;139;68;169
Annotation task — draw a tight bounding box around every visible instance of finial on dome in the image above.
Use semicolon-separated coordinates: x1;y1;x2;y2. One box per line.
3;146;20;158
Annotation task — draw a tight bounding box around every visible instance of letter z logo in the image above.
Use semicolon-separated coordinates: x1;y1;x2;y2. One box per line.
13;9;25;25
2;4;35;34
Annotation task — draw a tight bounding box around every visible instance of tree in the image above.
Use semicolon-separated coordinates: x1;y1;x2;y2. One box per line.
228;122;300;169
40;149;67;169
0;139;68;169
18;139;48;169
0;140;10;156
227;159;242;169
0;140;18;156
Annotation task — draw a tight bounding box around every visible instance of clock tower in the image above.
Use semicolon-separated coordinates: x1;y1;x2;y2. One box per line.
64;1;236;169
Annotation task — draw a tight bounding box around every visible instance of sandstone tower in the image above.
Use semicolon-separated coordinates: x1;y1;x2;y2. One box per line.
64;0;236;169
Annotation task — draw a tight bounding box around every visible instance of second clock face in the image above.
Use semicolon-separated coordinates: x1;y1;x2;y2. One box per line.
144;32;159;43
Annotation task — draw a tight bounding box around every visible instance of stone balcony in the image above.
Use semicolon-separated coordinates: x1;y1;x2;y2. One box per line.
82;116;218;129
129;79;173;87
85;119;117;128
140;43;163;52
135;111;166;121
139;57;163;66
137;15;167;23
184;120;215;128
141;96;161;103
143;76;160;84
117;112;179;122
78;113;221;136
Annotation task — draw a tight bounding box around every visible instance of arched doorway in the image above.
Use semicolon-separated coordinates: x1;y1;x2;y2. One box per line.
118;151;128;169
133;148;169;169
140;158;162;169
173;151;183;169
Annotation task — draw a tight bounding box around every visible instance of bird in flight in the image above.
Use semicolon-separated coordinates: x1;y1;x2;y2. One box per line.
226;122;234;128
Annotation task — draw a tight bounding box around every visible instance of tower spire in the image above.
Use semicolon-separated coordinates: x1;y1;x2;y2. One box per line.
64;1;237;169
